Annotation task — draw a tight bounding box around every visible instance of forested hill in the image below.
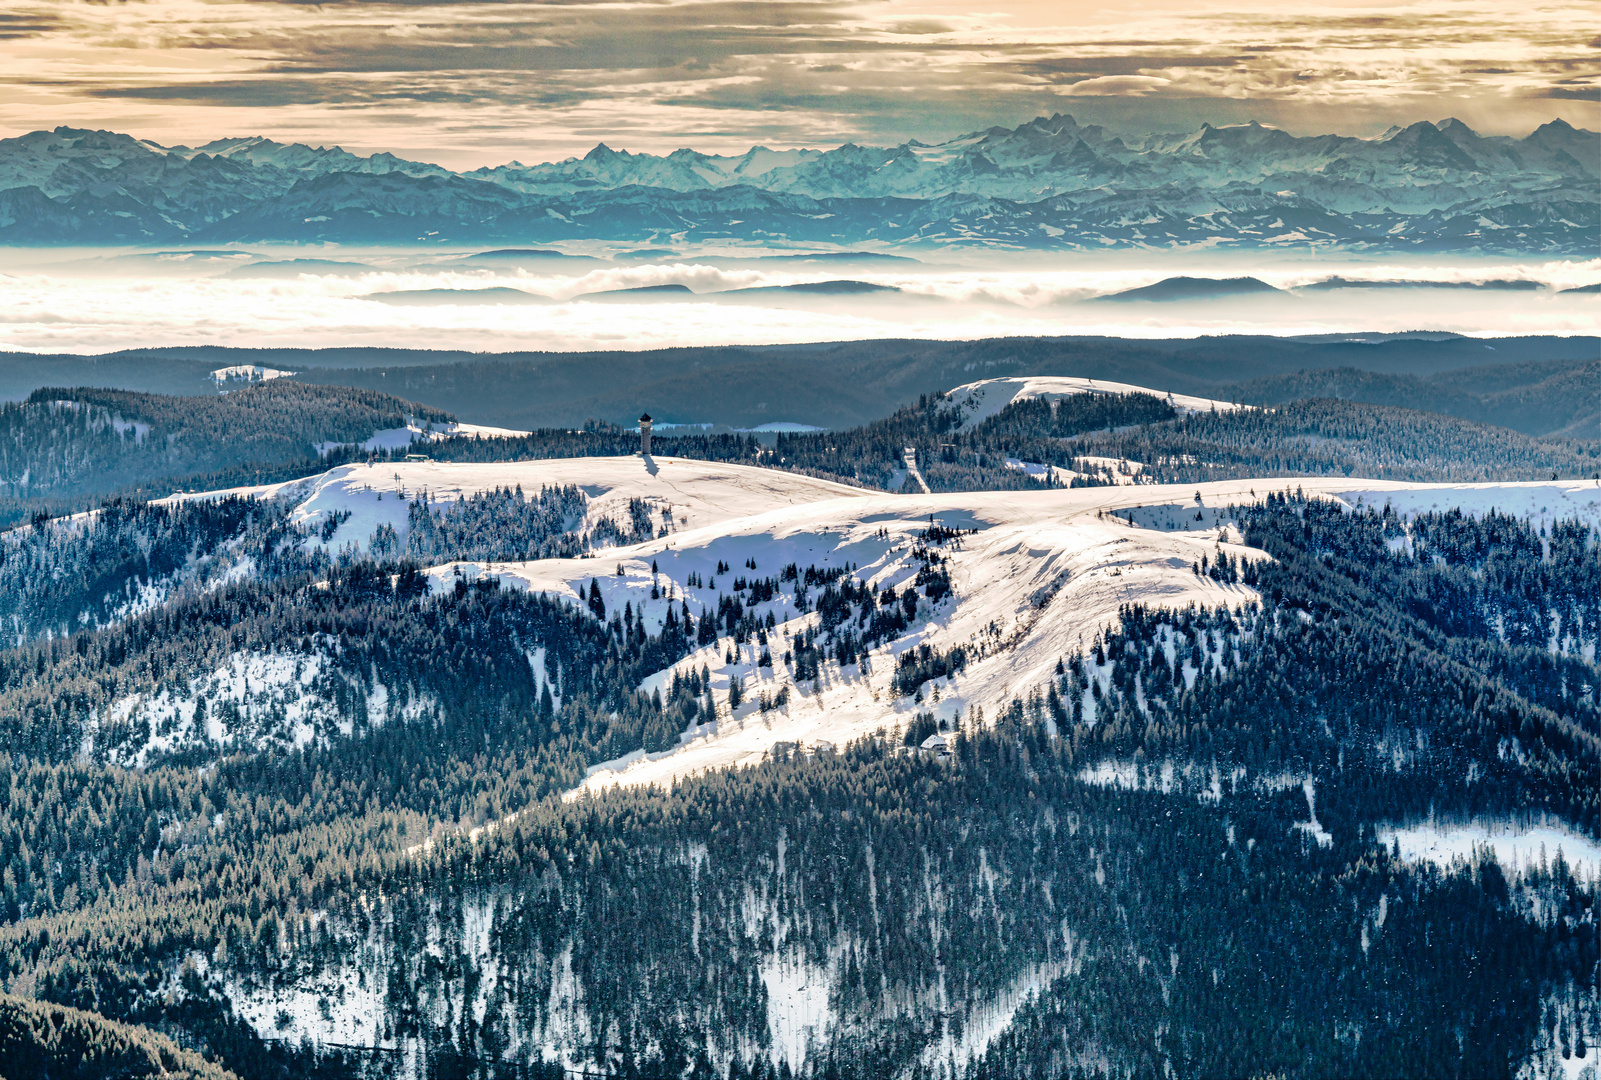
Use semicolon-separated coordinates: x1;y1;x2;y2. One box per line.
1054;397;1601;485
762;390;1601;489
0;488;1593;1077
4;370;1596;542
0;993;239;1080
415;390;1601;492
1225;358;1601;439
0;348;1594;1075
1;335;1594;434
283;335;1600;433
0;382;452;511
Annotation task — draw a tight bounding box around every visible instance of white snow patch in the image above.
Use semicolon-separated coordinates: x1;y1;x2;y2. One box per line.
761;952;834;1069
211;364;296;385
1379;818;1601;885
318;416;534;456
1292;778;1333;848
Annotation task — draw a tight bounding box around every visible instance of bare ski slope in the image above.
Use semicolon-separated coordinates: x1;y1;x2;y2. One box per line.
945;375;1247;431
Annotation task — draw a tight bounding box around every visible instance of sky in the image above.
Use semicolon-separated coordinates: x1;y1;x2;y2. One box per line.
0;0;1595;169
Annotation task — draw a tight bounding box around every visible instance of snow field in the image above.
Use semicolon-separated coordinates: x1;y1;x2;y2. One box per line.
226;942;390;1049
1004;455;1149;486
163;454;864;556
761;951;834;1069
1333;478;1601;532
211;364;296;385
464;484;1274;796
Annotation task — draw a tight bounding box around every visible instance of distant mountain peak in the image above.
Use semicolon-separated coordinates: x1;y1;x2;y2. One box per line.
0;113;1593;251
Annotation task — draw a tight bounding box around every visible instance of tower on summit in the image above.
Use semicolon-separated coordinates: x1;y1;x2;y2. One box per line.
639;413;652;456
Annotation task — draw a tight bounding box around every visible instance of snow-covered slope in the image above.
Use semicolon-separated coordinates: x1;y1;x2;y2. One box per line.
945;375;1246;430
170;455;866;555
211;364;296;386
0;116;1593;250
156;455;1601;787
495;483;1264;798
341;462;1595;796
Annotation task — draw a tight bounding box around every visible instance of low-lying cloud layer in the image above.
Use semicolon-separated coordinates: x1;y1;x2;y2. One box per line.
1;255;1595;354
0;0;1592;168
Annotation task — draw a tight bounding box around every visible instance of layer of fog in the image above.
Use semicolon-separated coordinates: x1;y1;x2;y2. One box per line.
0;249;1595;353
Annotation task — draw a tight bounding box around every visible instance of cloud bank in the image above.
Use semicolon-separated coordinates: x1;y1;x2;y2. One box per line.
1;255;1594;355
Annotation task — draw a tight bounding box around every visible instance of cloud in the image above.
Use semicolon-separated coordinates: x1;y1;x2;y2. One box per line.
0;11;67;40
0;0;1593;165
88;80;352;106
1062;76;1173;96
886;21;954;36
1542;86;1599;101
1;256;1596;356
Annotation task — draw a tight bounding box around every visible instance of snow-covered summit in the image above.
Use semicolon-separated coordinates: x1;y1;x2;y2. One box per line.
145;450;1601;794
275;458;1584;796
534;472;1601;794
172;454;865;555
945;376;1245;431
0;114;1591;250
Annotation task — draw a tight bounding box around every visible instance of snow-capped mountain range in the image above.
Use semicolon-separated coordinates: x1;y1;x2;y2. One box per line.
0;115;1594;251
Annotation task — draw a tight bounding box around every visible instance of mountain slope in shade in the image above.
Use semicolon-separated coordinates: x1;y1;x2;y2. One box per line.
0;994;240;1080
1223;359;1601;439
1299;277;1544;291
719;279;901;298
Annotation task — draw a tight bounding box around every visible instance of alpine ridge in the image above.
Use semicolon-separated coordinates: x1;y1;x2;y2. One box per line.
0;115;1594;252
